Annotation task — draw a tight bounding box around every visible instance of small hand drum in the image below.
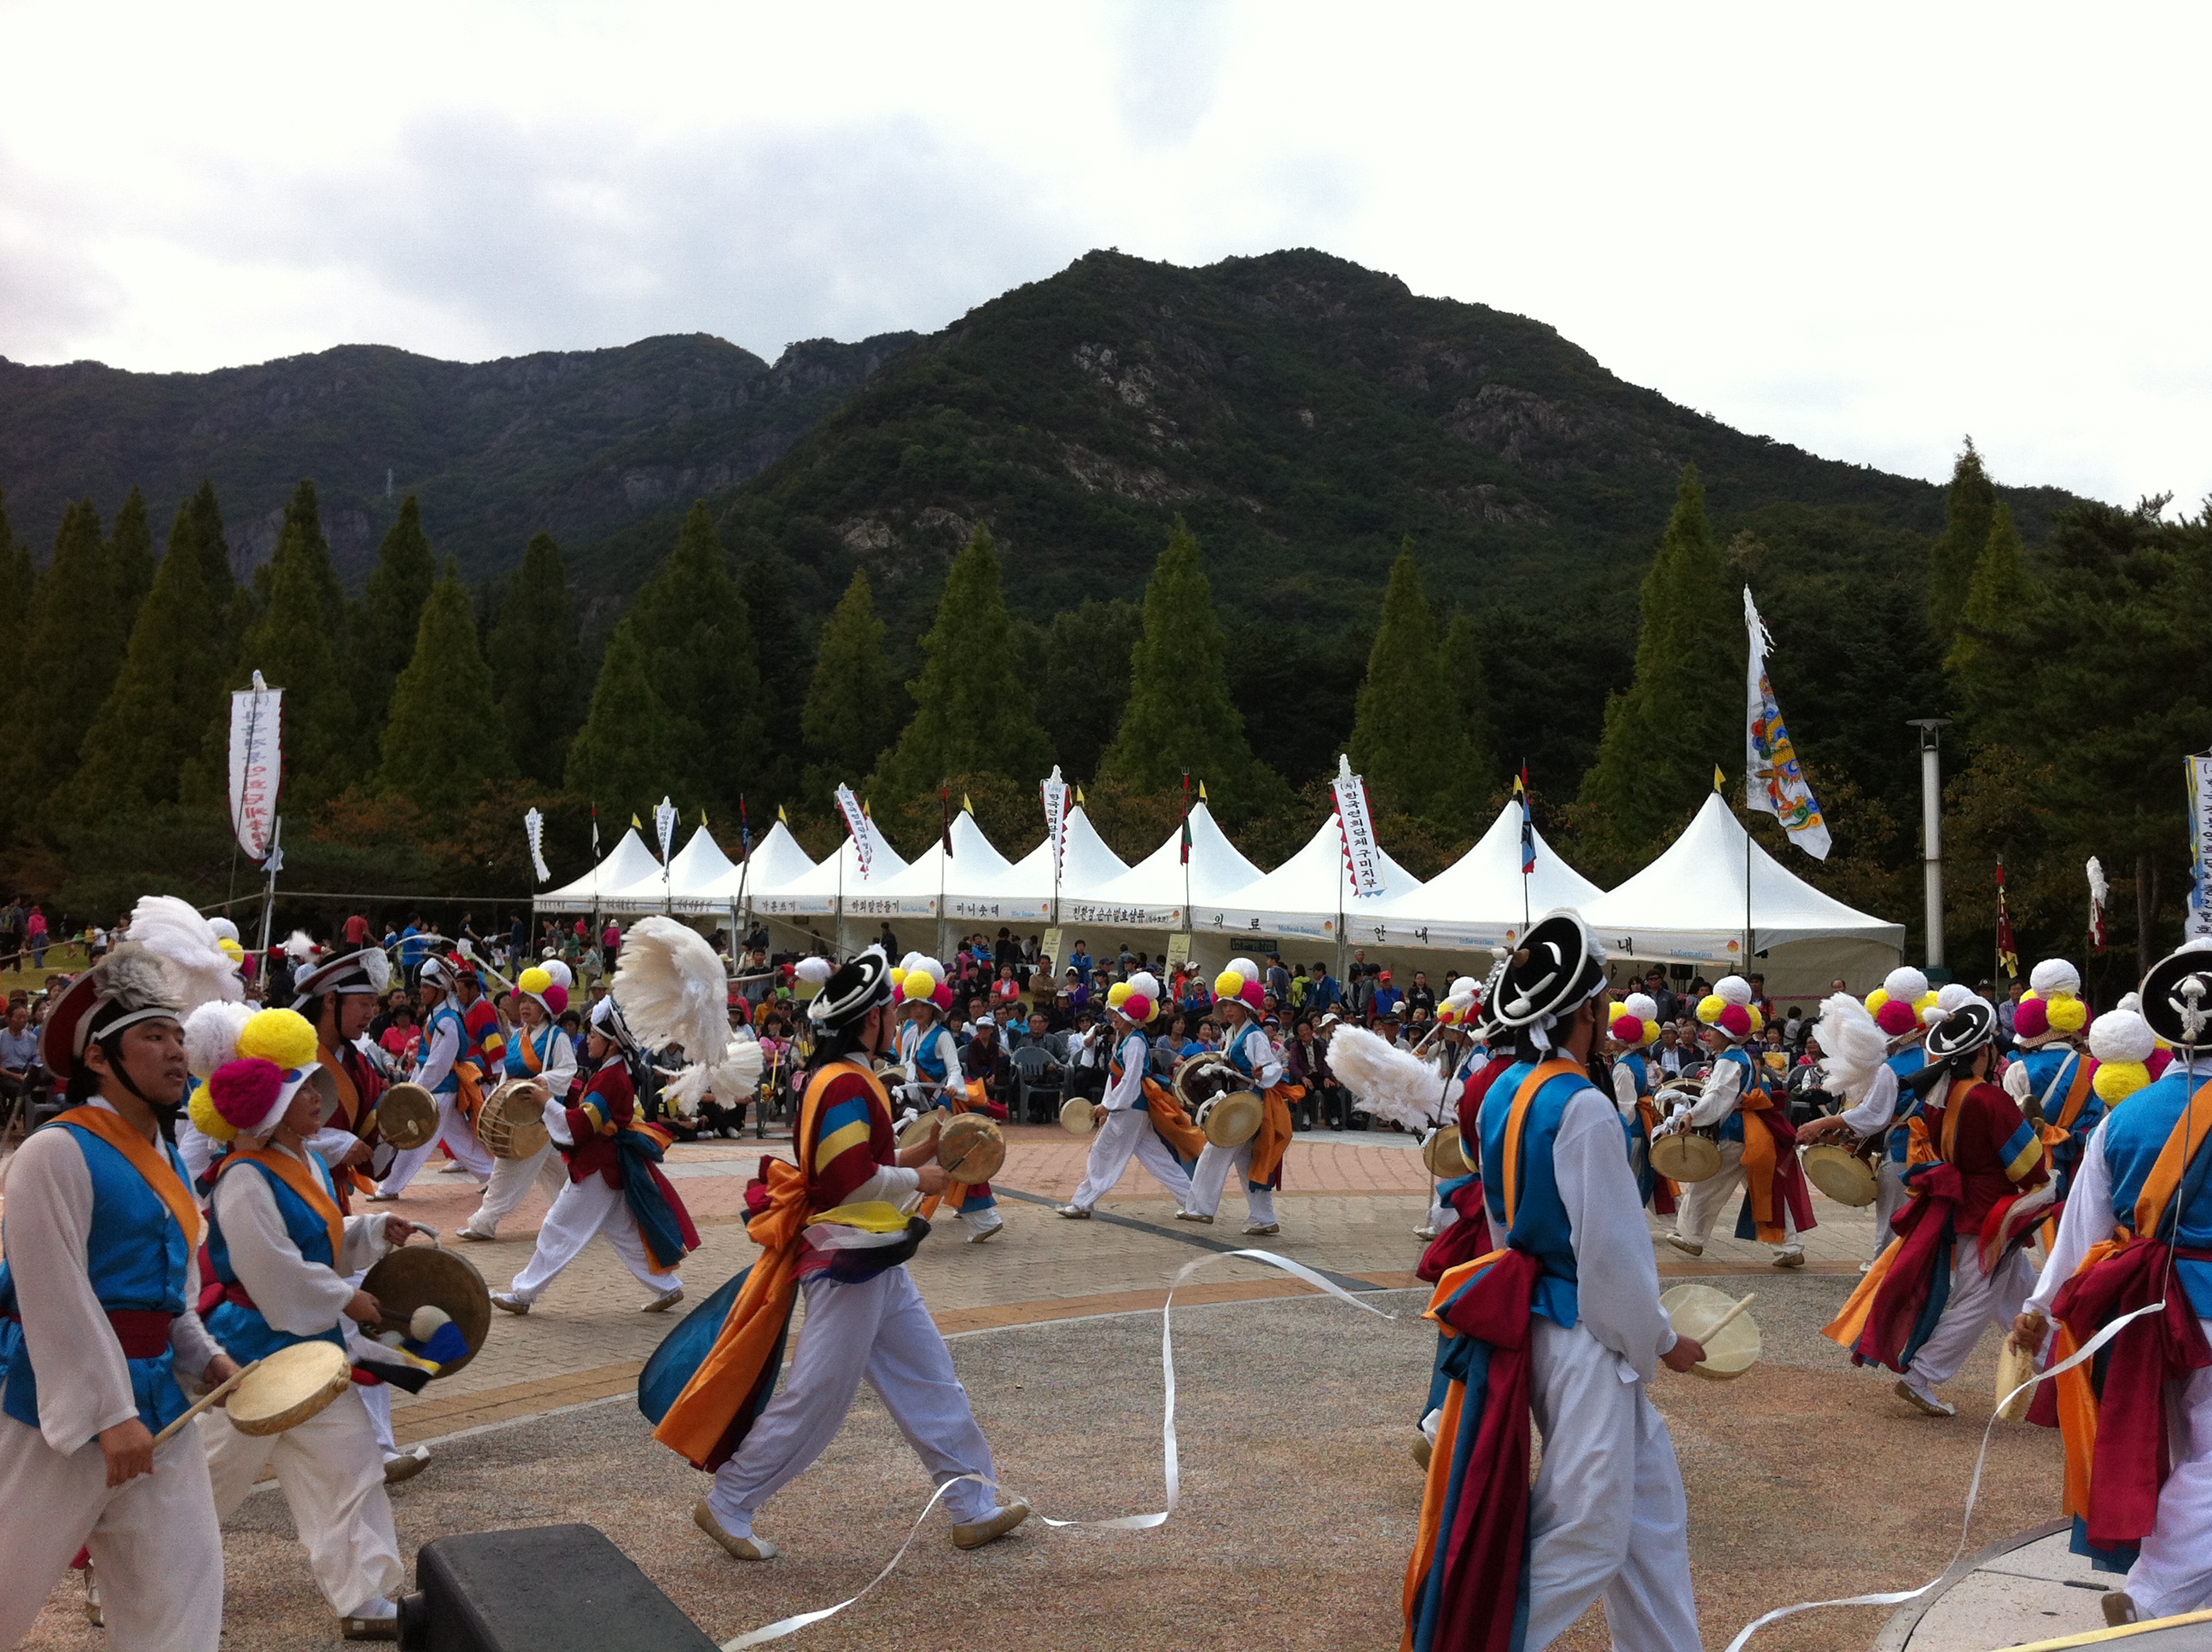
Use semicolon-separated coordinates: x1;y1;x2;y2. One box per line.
1801;1142;1877;1207
1060;1096;1096;1136
898;1107;946;1151
226;1341;354;1435
477;1079;551;1161
1199;1090;1264;1149
1650;1126;1722;1184
1422;1124;1473;1179
1995;1338;2040;1422
377;1083;439;1151
937;1114;1005;1185
1660;1283;1761;1381
362;1244;493;1377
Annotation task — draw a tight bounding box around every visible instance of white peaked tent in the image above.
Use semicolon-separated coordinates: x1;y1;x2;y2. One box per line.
534;829;666;914
1372;800;1604;949
1068;800;1264;928
1581;793;1904;996
1002;806;1132;914
746;816;910;919
601;825;740;914
695;819;818;913
868;810;1051;922
1208;813;1425;943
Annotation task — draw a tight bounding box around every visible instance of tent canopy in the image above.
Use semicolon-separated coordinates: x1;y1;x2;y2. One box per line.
1002;806;1132;910
866;811;1052;922
600;825;740;915
1581;794;1905;966
534;829;665;914
748;816;911;918
1372;800;1604;949
1068;800;1264;929
696;819;818;910
1209;812;1424;942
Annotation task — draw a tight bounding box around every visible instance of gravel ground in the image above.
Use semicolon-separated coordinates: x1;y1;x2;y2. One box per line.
20;1275;2064;1651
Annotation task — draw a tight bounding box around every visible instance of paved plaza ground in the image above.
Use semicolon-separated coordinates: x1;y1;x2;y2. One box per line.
9;1126;2104;1649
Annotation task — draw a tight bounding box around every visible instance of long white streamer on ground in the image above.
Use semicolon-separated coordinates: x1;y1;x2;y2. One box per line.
720;1248;1397;1650
1720;1297;2167;1652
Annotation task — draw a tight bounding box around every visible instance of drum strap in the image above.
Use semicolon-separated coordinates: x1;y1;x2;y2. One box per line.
521;1028;545;1076
55;1106;201;1253
320;1041;364;1129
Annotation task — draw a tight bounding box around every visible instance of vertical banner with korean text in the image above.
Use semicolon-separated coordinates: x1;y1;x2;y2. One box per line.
228;675;282;863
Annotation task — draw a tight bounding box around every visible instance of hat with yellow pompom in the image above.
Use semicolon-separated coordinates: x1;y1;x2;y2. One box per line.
187;1008;321;1143
1696;974;1761;1042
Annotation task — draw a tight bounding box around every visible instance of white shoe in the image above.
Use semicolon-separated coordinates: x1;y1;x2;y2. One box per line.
1772;1248;1806;1269
365;1190;401;1202
694;1499;778;1560
340;1597;399;1640
1413;1225;1439;1240
1894;1380;1956;1418
1664;1234;1703;1258
1243;1221;1279;1236
1859;1259;1876;1275
454;1226;496;1242
81;1564;100;1627
967;1224;1004;1244
382;1446;429;1486
642;1287;685;1313
1056;1204;1091;1219
1175;1210;1214;1224
490;1292;530;1315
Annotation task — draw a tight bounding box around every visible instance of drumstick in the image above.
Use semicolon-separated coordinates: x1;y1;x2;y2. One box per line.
151;1358;263;1447
1696;1293;1758;1341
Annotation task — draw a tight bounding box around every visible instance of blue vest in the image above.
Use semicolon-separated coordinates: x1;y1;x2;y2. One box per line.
2017;1045;2101;1196
909;1024;957;1086
203;1155;349;1364
1616;1052;1656;1197
504;1023;556;1079
1476;1062;1585;1330
1714;1047;1755;1144
423;1003;465;1095
2098;1067;2212;1317
1224;1024;1269;1082
0;1120;195;1440
1882;1046;1929;1164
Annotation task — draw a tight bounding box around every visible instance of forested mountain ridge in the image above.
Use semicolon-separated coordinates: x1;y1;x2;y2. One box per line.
0;329;917;585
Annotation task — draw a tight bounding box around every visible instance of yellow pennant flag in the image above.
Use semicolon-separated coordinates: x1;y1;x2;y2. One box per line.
631;812;643;829
1197;780;1209;801
1712;765;1726;792
777;805;789;824
962;793;975;814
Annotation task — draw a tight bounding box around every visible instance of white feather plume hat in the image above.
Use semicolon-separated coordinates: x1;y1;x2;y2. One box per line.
611;916;731;1064
126;895;243;1015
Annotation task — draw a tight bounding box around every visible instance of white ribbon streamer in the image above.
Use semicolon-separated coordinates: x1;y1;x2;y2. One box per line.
720;1248;1396;1649
1722;1296;2168;1652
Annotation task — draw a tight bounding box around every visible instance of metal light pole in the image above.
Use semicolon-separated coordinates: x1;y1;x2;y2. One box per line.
1908;718;1951;972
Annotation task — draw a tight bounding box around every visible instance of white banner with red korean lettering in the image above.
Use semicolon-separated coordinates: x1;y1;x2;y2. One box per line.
1331;754;1384;899
228;674;282;863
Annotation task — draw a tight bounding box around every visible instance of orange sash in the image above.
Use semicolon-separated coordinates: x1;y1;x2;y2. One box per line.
654;1059;870;1470
54;1104;201;1254
319;1041;364;1130
1139;1076;1208;1160
453;1060;487;1131
1246;1085;1298;1186
2046;1082;2212;1518
1736;1082;1786;1240
224;1144;347;1266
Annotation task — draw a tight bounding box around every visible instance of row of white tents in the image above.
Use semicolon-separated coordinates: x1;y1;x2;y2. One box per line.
536;793;1906;1003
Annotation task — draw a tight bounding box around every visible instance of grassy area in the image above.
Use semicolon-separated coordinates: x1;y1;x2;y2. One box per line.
3;939;92;998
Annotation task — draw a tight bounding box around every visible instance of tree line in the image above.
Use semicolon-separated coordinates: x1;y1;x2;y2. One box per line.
4;452;2199;992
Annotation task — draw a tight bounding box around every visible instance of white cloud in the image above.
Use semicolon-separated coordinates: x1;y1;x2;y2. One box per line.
1;0;2206;506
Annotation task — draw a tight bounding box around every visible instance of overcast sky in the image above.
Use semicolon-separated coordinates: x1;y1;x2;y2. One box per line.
3;1;2204;508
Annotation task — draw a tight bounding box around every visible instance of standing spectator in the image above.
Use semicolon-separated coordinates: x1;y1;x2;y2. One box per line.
1307;961;1342;1012
601;917;621;960
25;904;49;969
342;909;372;948
400;916;428;984
1745;973;1774;1023
1265;953;1291;1007
1371;970;1404;1018
1351;964;1377;1016
1405;970;1435;1017
1069;939;1095;986
877;920;899;956
1998;978;2025;1044
1646;969;1683;1027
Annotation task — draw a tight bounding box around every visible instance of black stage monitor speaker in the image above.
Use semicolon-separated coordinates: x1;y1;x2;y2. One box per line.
397;1523;719;1651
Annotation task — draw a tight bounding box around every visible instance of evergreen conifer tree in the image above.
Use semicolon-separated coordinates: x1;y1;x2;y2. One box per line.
485;531;587;785
104;486;156;618
564;620;683;823
359;495;438;740
873;527;1054;802
1948;503;2032;732
1039;598;1142;782
19;500;125;826
231;480;356;806
0;489;31;745
1100;518;1277;821
1439;608;1497;792
1348;544;1481;824
800;569;898;798
623;503;763;814
380;562;514;823
1927;439;1997;644
1575;465;1738;865
73;494;236;813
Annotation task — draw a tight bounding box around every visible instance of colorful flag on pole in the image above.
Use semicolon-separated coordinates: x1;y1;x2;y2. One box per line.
591;803;601;858
1040;766;1070;887
1996;858;2019;980
835;784;871;878
2188;753;2212;940
739;795;753;863
1743;587;1831;859
1332;755;1384;898
654;797;678;864
227;672;282;864
1516;769;1535;875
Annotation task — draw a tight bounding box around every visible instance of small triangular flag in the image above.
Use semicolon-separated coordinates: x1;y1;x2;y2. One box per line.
777;805;789;824
962;793;975;815
1713;765;1726;792
1197;780;1208;801
1076;784;1086;806
700;806;709;827
862;798;872;817
631;812;643;829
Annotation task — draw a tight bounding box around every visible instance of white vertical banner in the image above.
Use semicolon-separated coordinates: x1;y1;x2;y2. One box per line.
524;806;551;884
1331;754;1384;899
835;784;872;879
2189;755;2212;939
1040;765;1071;886
227;672;282;863
654;795;678;864
1743;587;1832;860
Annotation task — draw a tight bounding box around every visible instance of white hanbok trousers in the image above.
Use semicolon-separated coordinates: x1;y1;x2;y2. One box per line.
1186;1141;1277;1225
0;1414;224;1652
1068;1109;1195;1210
201;1386;402;1616
507;1174;679;1302
1523;1320;1702;1652
467;1145;566;1236
1669;1139;1800;1259
2127;1325;2212;1619
375;1091;495;1196
707;1265;999;1537
1901;1243;2036;1399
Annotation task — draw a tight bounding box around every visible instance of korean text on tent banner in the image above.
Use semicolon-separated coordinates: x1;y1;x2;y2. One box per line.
1040;766;1071;885
2188;754;2212;939
1332;754;1385;898
1743;588;1831;860
835;784;872;878
228;673;282;863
